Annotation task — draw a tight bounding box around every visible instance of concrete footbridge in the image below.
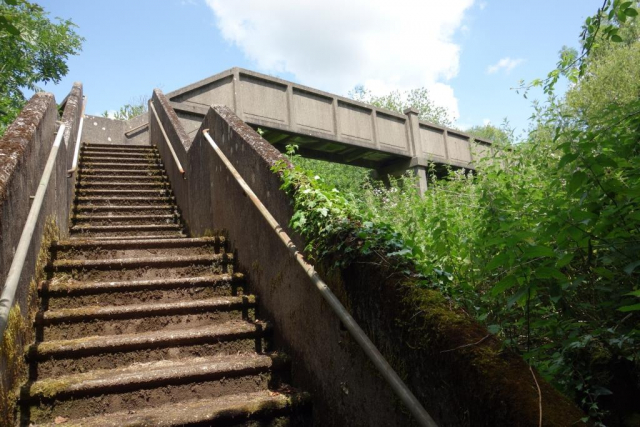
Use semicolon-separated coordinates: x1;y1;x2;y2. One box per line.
165;68;493;180
0;75;584;427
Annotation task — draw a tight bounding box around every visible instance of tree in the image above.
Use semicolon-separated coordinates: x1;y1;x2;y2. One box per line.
0;0;83;136
465;118;515;146
349;85;454;128
102;95;149;120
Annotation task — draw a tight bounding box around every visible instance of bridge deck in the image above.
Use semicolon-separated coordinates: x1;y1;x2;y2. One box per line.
166;68;493;173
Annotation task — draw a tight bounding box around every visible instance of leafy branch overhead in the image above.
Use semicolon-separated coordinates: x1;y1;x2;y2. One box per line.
517;0;639;96
0;0;83;135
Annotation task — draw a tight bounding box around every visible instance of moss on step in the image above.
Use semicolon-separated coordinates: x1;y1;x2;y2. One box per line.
0;219;59;426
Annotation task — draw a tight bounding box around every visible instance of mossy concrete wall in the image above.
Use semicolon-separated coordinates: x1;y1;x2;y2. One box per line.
0;85;84;424
150;89;586;426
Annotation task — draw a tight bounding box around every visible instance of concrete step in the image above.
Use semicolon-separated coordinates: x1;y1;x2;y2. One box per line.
77;181;169;188
39;296;256;325
81;156;160;164
49;260;233;284
52;236;224;252
27;321;271;360
72;214;178;226
70;223;182;233
83;143;155;151
41;273;243;296
69;232;187;240
77;189;171;197
80;150;159;158
41;274;245;311
74;204;176;213
28;389;310;427
82;159;163;170
76;195;175;205
53;247;225;267
50;252;230;271
79;168;164;176
25;352;288;402
39;296;256;340
78;174;167;181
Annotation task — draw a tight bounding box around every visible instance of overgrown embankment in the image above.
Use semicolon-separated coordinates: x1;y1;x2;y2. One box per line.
281;5;640;424
273;157;587;426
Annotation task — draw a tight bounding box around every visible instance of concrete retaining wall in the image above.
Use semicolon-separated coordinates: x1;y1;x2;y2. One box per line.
0;86;84;422
83;114;150;146
150;89;585;426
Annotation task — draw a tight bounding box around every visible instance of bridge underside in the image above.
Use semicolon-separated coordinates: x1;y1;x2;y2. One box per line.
166;68;494;179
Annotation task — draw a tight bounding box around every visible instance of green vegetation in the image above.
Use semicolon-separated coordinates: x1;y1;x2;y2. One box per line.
277;2;640;424
102;95;148;120
0;0;83;136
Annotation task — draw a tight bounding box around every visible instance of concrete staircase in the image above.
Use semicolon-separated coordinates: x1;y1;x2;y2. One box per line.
20;143;310;426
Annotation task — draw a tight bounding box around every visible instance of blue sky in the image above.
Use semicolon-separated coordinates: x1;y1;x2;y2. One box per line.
35;0;602;136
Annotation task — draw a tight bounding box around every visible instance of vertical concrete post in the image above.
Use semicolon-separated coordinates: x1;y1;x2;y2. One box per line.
412;166;428;195
403;108;427;194
231;68;244;120
404;107;420;157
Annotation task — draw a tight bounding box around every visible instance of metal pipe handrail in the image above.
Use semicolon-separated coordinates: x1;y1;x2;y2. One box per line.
202;129;437;427
0;124;66;338
67;96;86;176
150;101;185;177
124;121;149;137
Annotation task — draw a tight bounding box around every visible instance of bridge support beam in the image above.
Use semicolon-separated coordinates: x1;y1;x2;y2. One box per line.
411;166;428;195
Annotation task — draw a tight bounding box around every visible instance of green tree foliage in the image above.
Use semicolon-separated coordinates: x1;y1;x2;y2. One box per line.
279;2;640;423
102;95;148;120
0;0;83;136
290;84;459;194
350;85;454;127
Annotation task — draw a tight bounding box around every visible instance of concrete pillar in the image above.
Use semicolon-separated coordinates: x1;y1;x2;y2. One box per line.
404;107;421;157
411;166;428;195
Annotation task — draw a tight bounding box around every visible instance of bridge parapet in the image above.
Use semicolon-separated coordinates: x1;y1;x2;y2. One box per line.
166;68;493;176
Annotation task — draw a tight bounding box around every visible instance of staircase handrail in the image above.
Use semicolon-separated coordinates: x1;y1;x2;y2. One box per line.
0;124;66;338
67;96;86;176
202;129;438;427
150;101;185;177
124;121;149;137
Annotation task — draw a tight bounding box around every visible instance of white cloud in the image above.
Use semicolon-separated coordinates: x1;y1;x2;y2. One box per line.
205;0;475;122
487;57;524;74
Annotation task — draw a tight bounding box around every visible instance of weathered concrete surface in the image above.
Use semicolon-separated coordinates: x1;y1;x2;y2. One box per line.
0;85;83;424
150;89;192;226
166;67;494;176
151;90;586;426
59;82;84;232
83;115;150;146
